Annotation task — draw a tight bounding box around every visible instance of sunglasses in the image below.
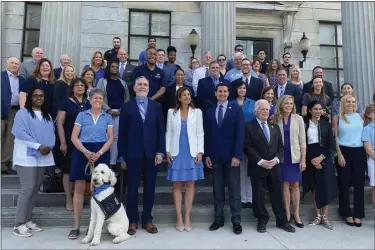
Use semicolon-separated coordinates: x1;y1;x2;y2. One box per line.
236;49;243;52
218;58;226;62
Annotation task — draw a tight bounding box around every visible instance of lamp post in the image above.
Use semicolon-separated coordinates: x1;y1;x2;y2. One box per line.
299;32;311;68
187;29;200;58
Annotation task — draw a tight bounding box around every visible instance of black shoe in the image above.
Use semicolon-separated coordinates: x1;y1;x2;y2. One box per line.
293;214;304;228
257;223;266;233
354;222;362;227
276;223;296;233
209;221;224;231
241;203;247;209
246;202;253;209
233;223;242;234
346;219;355;227
2;169;16;175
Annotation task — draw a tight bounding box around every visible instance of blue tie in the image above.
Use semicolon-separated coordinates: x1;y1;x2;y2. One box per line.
213;78;219;87
218;105;224;127
262;122;270;143
205;68;209;77
139;101;146;121
119;63;125;78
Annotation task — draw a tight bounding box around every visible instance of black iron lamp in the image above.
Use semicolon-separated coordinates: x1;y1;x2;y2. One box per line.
187;29;200;58
299;32;311;68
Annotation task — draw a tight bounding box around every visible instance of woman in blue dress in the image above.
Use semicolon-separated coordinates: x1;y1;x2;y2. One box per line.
232;80;255;208
272;95;306;228
165;87;204;232
56;78;90;211
68;88;114;239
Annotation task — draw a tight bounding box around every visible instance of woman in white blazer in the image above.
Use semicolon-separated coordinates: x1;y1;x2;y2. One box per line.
165;87;204;232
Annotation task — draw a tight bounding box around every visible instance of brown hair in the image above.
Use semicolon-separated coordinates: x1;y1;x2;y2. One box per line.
81;67;96;87
31;58;55;83
261;86;276;104
364;104;375;126
309;76;328;105
173;87;195;114
266;59;282;79
90;51;106;68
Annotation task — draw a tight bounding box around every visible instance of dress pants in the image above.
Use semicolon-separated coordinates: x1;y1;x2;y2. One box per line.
337;146;366;219
212;157;241;224
250;166;287;225
126;156;157;224
110;115;120;165
1;108;17;171
240;155;252;203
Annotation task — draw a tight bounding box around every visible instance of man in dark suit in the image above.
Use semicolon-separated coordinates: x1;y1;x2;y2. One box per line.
204;83;245;234
233;58;264;101
196;61;231;114
118;76;165;235
117;48;136;97
302;66;335;100
244;99;295;233
274;68;302;113
53;54;71;80
1;57;26;174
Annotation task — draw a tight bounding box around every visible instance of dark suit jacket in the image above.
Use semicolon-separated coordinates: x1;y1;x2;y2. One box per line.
164;83;195;111
302;80;335;101
117;98;166;163
1;71;26;120
119;61;136;93
244;119;284;177
275;82;302;113
54;67;62;80
196;77;231;114
204;101;245;163
232;77;264;101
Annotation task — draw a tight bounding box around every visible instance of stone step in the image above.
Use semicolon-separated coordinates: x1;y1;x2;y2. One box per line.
1;205;374;228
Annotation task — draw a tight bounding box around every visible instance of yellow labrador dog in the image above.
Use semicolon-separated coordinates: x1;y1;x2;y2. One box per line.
81;164;130;246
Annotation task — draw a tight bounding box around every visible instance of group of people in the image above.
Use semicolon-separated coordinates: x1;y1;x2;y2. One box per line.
1;37;374;240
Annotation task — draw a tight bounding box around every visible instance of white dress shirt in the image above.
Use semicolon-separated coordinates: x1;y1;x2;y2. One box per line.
6;70;20;106
192;67;208;95
255;118;280;166
242;75;251;87
307;120;319;144
277;82;287;98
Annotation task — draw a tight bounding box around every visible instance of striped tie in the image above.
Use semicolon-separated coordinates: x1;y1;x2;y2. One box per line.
139;101;146;121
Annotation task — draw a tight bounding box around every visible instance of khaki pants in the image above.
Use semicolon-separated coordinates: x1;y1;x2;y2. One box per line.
1;108;17;171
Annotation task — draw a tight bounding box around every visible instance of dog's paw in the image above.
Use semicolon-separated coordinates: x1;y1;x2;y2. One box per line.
81;236;92;244
90;239;101;246
113;235;130;244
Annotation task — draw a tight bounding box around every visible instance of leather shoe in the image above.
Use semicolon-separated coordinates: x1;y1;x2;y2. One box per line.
246;202;253;209
241;203;247;209
209;220;224;231
257;223;266;233
277;223;296;233
142;222;158;234
233;223;242;234
127;223;137;235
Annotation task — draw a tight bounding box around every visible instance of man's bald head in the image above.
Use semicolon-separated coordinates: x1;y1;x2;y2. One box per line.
6;56;20;74
117;48;128;62
59;54;71;67
31;47;44;62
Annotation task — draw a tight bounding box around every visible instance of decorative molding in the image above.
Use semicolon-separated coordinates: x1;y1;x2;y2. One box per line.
281;12;296;50
236;21;282;31
236;2;299;12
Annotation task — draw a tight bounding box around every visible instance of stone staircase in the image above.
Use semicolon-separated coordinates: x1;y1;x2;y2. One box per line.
1;164;374;227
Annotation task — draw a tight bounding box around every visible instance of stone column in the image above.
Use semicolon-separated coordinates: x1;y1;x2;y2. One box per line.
342;2;375;105
200;2;236;60
39;2;82;70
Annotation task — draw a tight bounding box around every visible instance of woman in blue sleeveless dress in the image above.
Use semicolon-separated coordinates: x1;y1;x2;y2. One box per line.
166;87;204;232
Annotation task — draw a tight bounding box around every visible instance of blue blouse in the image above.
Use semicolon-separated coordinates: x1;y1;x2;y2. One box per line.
338;112;364;147
235;98;256;123
74;110;113;143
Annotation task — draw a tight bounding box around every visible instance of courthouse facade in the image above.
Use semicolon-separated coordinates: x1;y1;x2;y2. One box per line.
1;1;374;104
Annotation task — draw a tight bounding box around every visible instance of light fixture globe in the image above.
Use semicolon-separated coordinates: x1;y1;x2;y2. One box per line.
187;29;200;57
299;32;311;68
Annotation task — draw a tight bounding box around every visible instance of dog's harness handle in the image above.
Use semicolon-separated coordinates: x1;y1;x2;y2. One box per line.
85;162;95;176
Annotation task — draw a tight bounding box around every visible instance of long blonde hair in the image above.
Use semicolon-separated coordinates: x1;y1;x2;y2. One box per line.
272;95;296;123
58;65;76;84
289;65;302;82
339;94;357;124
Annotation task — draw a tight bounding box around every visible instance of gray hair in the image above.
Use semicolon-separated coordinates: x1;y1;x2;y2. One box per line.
135;76;149;85
6;56;20;64
254;99;270;111
89;88;105;100
234;52;244;60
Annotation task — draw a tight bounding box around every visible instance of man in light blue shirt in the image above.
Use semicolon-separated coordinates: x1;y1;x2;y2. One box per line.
225;52;257;83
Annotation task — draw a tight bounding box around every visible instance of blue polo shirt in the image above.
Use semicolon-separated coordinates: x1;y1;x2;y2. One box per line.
133;64;165;98
74;110;113;143
362;122;375;151
138;50;147;64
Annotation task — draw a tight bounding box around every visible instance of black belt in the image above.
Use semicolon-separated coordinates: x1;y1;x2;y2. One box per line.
10;105;20;110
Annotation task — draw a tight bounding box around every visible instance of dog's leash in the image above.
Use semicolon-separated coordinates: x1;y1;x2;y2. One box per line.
85;162;95;176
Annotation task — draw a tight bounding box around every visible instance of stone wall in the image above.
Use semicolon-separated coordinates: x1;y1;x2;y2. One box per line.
2;2;25;68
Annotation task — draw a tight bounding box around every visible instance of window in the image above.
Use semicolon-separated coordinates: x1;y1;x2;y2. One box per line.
236;37;273;63
319;22;343;97
128;10;171;64
21;2;42;62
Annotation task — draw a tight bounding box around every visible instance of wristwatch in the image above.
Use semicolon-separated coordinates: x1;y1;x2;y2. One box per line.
99;151;104;156
320;154;326;160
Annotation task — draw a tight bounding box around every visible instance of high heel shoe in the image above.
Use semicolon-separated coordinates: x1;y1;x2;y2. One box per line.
176;224;184;232
293;214;304;228
184;225;193;232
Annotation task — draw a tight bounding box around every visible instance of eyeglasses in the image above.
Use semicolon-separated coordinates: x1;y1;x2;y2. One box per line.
191;61;199;64
236;49;243;52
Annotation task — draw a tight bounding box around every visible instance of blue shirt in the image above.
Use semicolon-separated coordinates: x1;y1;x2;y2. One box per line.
338;112;364;147
236;98;256;123
74;110;113;143
138;50;147;64
362;122;375;151
83;65;104;85
224;68;258;83
133;64;165;98
215;101;228;124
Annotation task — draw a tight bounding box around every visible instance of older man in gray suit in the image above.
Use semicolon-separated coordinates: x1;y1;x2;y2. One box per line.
20;47;44;79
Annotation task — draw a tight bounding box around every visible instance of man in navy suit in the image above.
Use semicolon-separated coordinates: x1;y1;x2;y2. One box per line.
118;76;165;235
274;68;302;113
196;61;231;114
232;58;264;101
1;57;26;174
204;83;245;234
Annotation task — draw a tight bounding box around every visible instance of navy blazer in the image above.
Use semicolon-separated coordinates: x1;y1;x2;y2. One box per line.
196;77;231;114
204;101;245;163
1;71;25;120
54;67;62;80
117;98;166;163
232;77;264;101
164;83;195;110
275;82;302;114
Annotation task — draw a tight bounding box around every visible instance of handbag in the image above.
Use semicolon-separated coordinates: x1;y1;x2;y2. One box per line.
39;168;65;193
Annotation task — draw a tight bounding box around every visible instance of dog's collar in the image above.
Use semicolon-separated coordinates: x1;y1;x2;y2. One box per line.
92;183;112;197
